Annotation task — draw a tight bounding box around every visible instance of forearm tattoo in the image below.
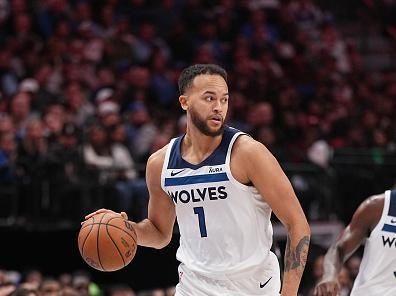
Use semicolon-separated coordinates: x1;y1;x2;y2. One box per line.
284;235;310;272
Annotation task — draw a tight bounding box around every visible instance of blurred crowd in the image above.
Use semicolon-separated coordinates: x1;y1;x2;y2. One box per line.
0;0;395;224
0;267;176;296
0;1;395;294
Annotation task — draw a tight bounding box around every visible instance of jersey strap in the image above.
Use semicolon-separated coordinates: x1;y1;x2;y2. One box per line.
166;126;240;170
381;190;396;233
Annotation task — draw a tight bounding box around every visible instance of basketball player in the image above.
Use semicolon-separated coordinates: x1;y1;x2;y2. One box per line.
85;64;310;295
314;189;396;296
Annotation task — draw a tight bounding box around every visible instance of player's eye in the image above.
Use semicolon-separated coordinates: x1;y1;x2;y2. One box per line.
205;96;213;101
221;97;228;103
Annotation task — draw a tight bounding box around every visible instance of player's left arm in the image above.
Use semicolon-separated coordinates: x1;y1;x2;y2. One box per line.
234;136;310;296
314;194;382;296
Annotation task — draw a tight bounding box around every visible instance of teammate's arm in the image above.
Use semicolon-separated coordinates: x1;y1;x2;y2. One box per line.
314;195;382;296
234;136;310;296
84;146;176;249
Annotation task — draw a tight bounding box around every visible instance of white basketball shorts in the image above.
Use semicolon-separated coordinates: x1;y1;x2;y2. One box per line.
175;252;281;296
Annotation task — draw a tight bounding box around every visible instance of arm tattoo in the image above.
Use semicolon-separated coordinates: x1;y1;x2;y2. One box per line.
284;235;310;272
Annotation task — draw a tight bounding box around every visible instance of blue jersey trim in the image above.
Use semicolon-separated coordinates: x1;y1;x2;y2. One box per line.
167;126;241;170
388;190;396;217
382;223;396;234
164;173;229;186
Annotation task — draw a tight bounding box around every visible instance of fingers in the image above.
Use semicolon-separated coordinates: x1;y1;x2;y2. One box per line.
313;285;325;296
120;211;129;220
84;208;109;220
314;285;325;296
331;284;339;296
313;283;339;296
82;208;121;225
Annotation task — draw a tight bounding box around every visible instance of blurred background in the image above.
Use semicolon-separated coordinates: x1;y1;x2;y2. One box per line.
0;0;396;295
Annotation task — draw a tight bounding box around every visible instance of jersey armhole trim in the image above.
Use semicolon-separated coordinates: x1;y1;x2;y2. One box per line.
160;138;176;191
369;190;390;237
225;132;251;192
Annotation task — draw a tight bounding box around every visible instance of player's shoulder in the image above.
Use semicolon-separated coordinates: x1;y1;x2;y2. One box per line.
234;133;262;149
147;144;170;171
352;193;384;227
233;133;270;156
362;193;385;212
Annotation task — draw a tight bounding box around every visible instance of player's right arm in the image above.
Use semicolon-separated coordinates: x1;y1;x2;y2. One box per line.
84;145;176;249
132;146;176;249
313;194;383;296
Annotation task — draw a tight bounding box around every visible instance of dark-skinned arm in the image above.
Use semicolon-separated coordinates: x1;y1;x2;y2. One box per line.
314;194;383;296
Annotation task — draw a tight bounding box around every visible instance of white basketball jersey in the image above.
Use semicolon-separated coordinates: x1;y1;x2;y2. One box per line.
350;190;396;296
161;127;276;279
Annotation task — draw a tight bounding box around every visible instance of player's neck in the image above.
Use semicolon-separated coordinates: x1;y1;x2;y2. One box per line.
183;126;222;163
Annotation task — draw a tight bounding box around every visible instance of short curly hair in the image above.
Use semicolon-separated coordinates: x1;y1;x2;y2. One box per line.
178;64;227;95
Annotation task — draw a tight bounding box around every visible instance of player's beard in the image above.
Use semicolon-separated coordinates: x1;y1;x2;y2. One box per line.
189;106;225;137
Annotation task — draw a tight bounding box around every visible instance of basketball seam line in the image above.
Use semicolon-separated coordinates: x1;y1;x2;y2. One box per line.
80;223;95;258
105;225;126;268
81;215;100;269
97;213;107;271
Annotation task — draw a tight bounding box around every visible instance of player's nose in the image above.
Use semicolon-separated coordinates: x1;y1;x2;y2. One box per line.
212;100;222;113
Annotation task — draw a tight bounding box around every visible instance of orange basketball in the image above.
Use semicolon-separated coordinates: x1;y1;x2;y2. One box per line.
78;212;137;272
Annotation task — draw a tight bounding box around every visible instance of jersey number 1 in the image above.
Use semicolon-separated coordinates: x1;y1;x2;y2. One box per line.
193;206;207;237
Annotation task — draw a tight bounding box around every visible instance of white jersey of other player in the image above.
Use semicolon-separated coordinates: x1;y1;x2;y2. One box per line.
351;190;396;296
161;126;279;280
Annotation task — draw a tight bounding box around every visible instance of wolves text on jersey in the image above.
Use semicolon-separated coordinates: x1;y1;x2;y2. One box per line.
167;186;228;204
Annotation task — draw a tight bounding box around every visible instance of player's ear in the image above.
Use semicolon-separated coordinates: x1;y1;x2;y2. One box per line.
179;95;188;111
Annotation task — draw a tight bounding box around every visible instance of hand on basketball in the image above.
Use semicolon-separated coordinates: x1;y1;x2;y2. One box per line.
78;211;137;271
313;279;339;296
83;209;128;224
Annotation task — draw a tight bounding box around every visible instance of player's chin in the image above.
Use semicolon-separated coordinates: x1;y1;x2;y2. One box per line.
206;123;224;136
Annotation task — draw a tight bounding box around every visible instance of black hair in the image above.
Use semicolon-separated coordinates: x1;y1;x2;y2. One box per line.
178;64;227;95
